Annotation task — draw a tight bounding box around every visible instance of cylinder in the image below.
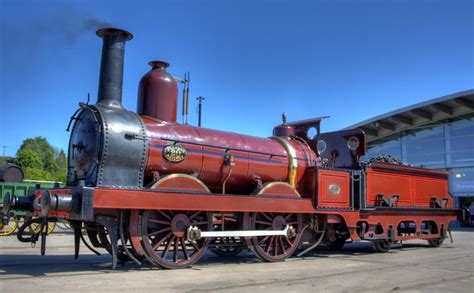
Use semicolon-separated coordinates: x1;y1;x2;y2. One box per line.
96;28;133;109
137;61;178;122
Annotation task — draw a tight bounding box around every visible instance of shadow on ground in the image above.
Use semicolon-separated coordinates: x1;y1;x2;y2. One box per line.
0;239;446;278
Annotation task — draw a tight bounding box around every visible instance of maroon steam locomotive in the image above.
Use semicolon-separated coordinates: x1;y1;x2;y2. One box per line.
2;28;463;269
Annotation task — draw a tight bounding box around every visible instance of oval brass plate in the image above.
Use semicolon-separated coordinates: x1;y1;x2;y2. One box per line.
328;184;341;195
163;144;187;163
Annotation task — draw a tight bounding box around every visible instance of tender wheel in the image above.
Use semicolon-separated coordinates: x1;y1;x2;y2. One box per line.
140;210;212;269
0;216;19;236
427;238;444;247
249;212;303;262
372;240;393;253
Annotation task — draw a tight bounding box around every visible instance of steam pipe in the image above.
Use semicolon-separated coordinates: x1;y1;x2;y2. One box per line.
96;28;133;109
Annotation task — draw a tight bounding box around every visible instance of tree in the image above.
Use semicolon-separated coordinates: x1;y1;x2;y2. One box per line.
15;137;67;182
55;149;67;183
0;156;15;165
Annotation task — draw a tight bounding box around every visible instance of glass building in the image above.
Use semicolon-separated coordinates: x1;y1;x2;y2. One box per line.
347;90;474;208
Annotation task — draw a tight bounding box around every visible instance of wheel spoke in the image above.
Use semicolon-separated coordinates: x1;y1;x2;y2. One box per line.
258;235;270;245
180;238;190;260
255;220;272;226
274;237;279;256
190;240;200;251
152;232;172;250
284;213;293;221
158;210;171;220
266;236;275;254
162;235;175;258
148;219;170;225
260;213;273;222
278;237;286;254
173;239;179;262
148;227;171;237
283;236;294;247
189;211;202;220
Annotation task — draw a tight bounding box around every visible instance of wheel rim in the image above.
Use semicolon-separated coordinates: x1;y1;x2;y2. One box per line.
129;210;144;256
85;223;102;247
29;221;56;234
250;212;302;262
0;217;18;236
372;240;392;252
428;238;444;247
86;223;138;262
140;210;212;269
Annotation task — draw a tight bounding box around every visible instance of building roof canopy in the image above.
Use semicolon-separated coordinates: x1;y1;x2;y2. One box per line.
346;90;474;143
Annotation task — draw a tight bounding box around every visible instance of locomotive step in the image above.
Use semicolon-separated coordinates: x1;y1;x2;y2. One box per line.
187;225;296;241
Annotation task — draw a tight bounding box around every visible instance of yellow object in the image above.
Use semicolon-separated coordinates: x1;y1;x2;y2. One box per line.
0;217;19;236
254;181;301;197
30;221;57;235
271;136;299;188
151;173;211;192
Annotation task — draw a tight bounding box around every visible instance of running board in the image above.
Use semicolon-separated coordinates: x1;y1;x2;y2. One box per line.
187;225;296;241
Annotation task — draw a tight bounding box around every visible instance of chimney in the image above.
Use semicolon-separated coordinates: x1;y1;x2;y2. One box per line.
96;28;133;109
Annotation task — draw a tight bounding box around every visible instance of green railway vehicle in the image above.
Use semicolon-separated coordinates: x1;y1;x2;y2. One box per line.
0;164;59;236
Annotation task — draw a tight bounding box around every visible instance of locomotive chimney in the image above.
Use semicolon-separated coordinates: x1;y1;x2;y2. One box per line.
96;28;133;109
137;60;178;123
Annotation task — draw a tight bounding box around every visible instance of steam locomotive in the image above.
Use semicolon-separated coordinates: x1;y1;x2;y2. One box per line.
2;28;462;269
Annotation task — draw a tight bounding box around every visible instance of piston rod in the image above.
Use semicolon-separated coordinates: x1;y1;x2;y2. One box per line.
187;225;296;241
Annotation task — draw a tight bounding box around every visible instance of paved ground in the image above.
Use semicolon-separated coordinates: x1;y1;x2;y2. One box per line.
1;229;473;292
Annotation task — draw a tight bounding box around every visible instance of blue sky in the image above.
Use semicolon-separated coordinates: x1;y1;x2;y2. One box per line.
1;0;473;157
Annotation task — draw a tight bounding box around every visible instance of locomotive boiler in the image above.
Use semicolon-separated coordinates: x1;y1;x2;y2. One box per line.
2;28;463;270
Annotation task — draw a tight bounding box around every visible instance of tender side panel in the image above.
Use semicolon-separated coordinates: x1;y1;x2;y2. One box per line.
366;170;413;206
414;177;451;207
366;163;450;208
316;169;350;209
